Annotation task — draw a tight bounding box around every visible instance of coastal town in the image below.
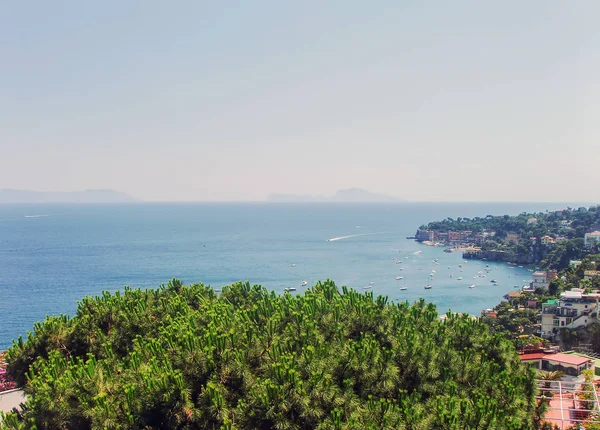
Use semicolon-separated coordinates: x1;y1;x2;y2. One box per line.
417;206;600;427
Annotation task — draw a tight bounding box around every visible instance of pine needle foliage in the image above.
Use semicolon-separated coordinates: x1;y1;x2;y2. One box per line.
2;280;537;429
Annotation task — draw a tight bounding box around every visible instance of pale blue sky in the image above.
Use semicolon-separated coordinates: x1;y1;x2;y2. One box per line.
1;1;598;202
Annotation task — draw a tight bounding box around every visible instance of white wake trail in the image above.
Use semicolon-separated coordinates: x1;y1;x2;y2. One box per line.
327;234;367;242
327;231;389;242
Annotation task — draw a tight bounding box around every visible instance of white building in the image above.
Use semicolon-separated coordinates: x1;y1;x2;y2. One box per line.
532;271;549;289
540;292;599;338
584;231;600;248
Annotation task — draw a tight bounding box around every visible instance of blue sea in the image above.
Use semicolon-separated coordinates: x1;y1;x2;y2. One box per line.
0;202;583;349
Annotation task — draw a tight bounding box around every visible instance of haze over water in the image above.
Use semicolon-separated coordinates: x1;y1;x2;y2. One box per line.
0;201;585;349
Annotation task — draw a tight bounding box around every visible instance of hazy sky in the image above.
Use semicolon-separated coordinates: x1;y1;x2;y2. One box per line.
1;1;598;202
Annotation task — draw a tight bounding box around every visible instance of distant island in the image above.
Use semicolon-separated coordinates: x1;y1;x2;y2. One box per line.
267;188;403;203
0;189;137;204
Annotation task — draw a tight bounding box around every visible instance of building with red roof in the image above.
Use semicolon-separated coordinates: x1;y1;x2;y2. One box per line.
520;351;594;377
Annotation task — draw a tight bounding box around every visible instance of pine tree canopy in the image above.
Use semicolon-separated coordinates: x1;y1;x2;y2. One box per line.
2;280;537;429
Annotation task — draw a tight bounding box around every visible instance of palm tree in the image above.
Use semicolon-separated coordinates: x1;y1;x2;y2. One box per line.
537;370;565;397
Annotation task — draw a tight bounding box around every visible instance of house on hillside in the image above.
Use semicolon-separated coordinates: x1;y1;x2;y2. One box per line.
541;235;556;245
504;291;522;301
531;270;558;290
527;218;538;225
505;233;521;244
481;309;498;318
539;291;599;338
520;352;594;377
584;271;600;280
585;231;600;248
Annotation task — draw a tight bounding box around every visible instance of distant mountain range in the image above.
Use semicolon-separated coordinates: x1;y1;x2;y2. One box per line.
0;189;138;204
267;188;403;203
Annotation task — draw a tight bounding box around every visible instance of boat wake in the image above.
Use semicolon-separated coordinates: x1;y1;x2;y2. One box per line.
327;231;390;242
25;214;52;218
327;234;367;242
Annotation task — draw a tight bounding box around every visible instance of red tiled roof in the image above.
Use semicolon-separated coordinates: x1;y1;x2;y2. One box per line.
519;353;545;361
544;353;591;366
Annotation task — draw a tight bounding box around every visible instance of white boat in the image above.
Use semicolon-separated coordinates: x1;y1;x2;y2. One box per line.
396;261;402;264
457;277;463;280
285;287;296;292
400;287;407;290
431;270;436;273
450;273;453;278
363;285;372;289
396;276;403;280
290;264;296;267
424;285;432;290
301;280;308;286
399;267;404;271
469;285;476;289
490;279;497;284
369;281;374;285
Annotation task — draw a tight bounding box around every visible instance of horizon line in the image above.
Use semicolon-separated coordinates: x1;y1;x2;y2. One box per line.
0;200;597;205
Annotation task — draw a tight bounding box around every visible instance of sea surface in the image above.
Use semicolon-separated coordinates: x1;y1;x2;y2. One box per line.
0;202;585;349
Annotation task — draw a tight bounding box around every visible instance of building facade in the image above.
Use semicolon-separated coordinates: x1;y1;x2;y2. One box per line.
540;292;599;338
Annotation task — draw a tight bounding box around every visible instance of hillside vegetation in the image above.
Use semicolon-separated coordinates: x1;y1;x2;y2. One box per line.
422;206;600;269
3;280;537;429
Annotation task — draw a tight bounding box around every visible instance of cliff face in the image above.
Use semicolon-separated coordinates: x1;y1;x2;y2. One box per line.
463;250;536;265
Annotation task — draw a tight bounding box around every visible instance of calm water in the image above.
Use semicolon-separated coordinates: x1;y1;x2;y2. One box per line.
0;202;580;348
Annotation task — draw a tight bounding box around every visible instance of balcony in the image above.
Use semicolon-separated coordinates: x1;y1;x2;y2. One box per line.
541;307;578;317
556;309;578;318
